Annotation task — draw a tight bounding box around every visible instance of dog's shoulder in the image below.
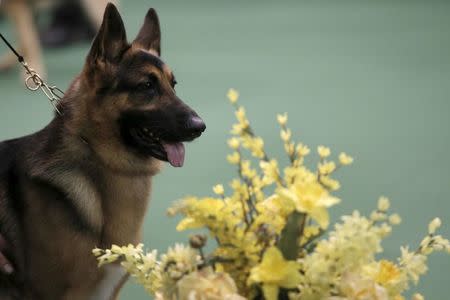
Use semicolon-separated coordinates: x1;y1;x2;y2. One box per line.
0;139;20;176
0;134;43;189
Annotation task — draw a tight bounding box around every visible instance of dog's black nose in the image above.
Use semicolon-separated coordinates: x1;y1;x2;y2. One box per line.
186;116;206;136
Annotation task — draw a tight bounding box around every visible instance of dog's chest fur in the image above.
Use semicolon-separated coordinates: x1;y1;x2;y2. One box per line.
99;171;153;246
22;161;154;299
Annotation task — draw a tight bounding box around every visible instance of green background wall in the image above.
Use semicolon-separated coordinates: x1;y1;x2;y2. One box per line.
1;0;449;298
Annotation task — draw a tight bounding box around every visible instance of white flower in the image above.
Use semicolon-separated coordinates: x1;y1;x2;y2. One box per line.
428;217;441;234
377;197;390;212
176;267;246;300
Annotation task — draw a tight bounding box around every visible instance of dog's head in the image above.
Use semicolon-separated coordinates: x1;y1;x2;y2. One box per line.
73;4;205;172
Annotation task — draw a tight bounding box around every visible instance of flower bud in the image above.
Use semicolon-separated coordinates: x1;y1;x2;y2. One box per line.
277;113;288;126
227;88;239;104
377;197;390;212
428;217;442;234
317;146;331;158
339;152;354;165
189;234;208;249
213;184;225;195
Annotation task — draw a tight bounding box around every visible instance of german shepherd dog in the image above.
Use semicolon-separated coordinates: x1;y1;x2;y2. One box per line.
0;3;205;299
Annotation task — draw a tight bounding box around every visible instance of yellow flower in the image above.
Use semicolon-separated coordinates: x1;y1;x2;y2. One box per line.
377;197;390;212
302;225;321;240
227;152;240;164
228;137;240;150
339;152;354;165
412;293;424;300
428;217;441;234
317;145;331;158
227;88;239;104
235;107;246;123
257;194;295;219
248;247;301;300
175;197;228;231
92;248;103;256
231;123;245;135
399;247;428;284
318;161;336;175
242;136;265;159
338;272;389;300
389;214;402;225
319;176;341;191
296;143;310;157
260;159;280;185
277;181;340;229
284;142;295;157
374;260;401;285
241;160;257;179
213;184;224;195
280;129;291;142
277;113;288;126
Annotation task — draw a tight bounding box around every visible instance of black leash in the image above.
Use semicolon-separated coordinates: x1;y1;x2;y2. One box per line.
0;33;63;115
0;33;24;63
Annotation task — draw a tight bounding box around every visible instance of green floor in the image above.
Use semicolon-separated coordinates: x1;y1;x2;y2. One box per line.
1;0;449;299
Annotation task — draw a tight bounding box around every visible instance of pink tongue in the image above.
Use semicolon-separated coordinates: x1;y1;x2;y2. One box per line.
162;142;185;167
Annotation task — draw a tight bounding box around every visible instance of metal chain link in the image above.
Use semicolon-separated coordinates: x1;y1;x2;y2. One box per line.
21;61;64;115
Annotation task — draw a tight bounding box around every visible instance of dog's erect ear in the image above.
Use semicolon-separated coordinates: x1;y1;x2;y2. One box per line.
87;3;128;64
133;8;161;56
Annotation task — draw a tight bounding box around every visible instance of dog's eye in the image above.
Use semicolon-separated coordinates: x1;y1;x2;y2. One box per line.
172;79;177;87
139;74;158;90
144;81;154;89
138;80;156;93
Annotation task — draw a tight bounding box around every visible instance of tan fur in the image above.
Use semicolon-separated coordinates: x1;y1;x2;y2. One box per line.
22;168;154;299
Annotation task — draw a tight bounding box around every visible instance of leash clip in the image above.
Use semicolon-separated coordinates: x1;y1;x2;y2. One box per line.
1;33;64;116
22;61;63;115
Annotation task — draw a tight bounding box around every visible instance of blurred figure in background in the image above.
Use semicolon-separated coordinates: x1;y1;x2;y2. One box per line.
0;0;116;77
40;0;95;48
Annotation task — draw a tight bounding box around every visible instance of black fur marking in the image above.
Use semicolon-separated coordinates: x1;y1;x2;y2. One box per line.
0;140;28;295
118;110;167;160
118;107;204;162
0;141;18;177
7;166;24;221
0;140;25;242
134;50;164;71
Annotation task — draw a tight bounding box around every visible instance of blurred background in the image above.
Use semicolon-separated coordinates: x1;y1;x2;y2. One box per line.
1;0;449;298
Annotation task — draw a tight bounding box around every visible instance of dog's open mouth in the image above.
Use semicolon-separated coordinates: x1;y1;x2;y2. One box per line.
129;127;186;167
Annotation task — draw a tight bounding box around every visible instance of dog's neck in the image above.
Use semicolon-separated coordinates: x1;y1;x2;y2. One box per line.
65;123;160;246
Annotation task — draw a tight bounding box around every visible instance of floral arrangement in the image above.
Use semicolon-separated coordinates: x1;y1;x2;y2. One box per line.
93;89;450;300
